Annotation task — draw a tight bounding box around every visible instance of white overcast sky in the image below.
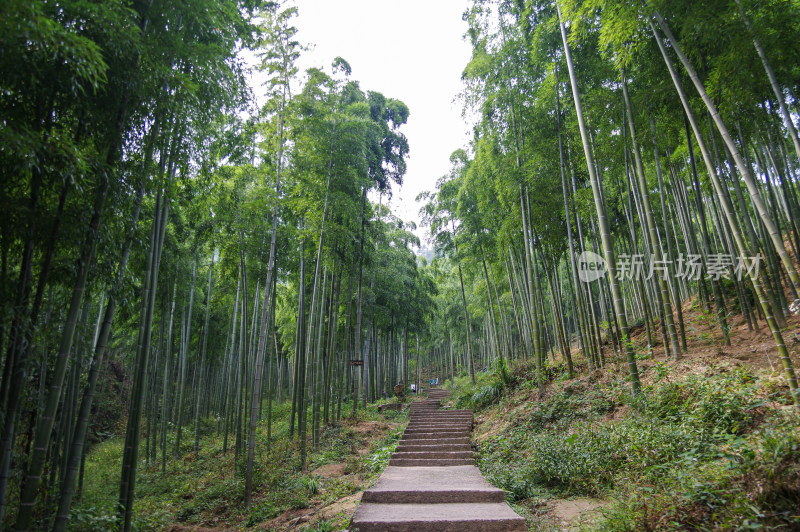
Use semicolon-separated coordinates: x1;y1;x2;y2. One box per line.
292;0;474;237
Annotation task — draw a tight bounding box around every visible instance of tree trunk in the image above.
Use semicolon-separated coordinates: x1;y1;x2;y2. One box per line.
651;19;800;407
558;4;641;394
653;9;800;295
15;178;110;531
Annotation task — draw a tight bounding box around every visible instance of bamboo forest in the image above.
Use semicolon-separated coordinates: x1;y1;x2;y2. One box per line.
3;0;800;530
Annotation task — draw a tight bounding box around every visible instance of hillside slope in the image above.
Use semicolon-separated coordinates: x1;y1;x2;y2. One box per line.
447;300;800;531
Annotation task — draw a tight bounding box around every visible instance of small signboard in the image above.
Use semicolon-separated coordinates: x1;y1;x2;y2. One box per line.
349;359;364;366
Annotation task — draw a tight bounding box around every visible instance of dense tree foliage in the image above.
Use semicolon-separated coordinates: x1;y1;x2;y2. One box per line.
419;0;800;408
0;1;433;529
2;0;800;529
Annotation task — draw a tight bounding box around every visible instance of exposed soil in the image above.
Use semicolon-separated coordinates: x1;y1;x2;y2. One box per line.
311;463;345;479
602;403;630;422
350;420;391;434
474;408;508;443
549;497;607;530
316;492;362;522
627;294;800;376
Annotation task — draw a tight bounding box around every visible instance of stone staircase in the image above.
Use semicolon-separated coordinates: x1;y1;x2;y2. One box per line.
351;388;525;531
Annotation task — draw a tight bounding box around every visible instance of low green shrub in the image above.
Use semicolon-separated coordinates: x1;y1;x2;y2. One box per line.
66;506;119;532
645;366;765;435
526;417;712;495
476;363;800;530
245;501;281;526
452;359;514;411
525;385;615;430
592;419;800;531
361;430;401;474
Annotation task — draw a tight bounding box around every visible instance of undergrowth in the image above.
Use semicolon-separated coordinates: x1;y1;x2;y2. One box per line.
450;358;514;410
72;400;407;530
455;360;800;530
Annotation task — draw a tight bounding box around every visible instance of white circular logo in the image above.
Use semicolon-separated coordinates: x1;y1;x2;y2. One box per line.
577;251;607;282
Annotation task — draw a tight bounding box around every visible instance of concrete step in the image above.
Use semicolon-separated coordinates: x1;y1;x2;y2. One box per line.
408;418;472;423
408;419;471;422
410;411;471;415
409;412;471;416
403;432;471;438
400;435;470;445
395;444;473;452
408;422;472;426
360;466;505;504
391;451;474;460
351;502;526;531
410;414;471;417
408;414;472;418
408;418;472;422
409;415;470;419
405;426;472;430
406;421;473;426
418;410;471;414
400;431;470;440
407;418;472;422
410;413;467;415
397;437;472;444
410;411;470;414
397;444;472;452
405;427;472;432
408;422;472;425
388;457;476;467
404;427;471;433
